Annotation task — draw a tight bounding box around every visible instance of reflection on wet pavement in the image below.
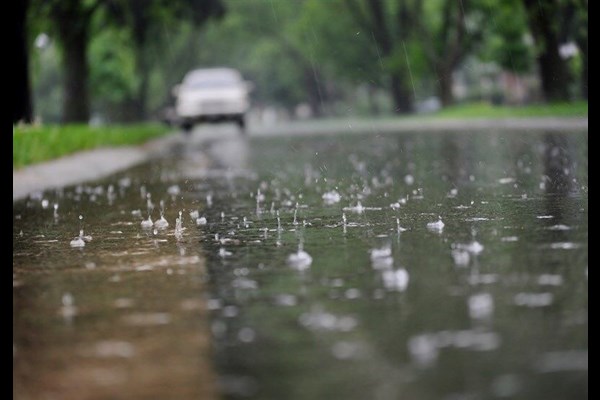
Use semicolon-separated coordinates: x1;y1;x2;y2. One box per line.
14;129;587;399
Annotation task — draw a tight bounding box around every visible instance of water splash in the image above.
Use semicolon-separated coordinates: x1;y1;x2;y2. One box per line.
322;190;341;205
154;200;169;229
382;268;409;291
426;216;445;232
276;210;281;231
60;292;77;320
468;293;494;319
141;215;153;229
167;185;180;196
293;203;299;225
71;215;92;247
175;211;184;240
396;218;407;234
69;236;85;248
154;215;169;229
343;202;365;214
218;247;232;258
370;245;393;270
287;242;312;271
457;241;484;255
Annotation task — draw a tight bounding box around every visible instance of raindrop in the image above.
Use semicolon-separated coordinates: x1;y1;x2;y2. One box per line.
219;248;232;258
396;218;407;233
167;185;180;196
276;210;281;231
382;268;409;292
322;190;341;205
537;274;563;286
287;243;312;271
238;328;256;343
69;236;85;248
141;216;153;229
175;211;184;240
451;249;470;266
514;292;553;307
468;293;494;319
426;216;445;232
154;216;169;229
154;201;169;229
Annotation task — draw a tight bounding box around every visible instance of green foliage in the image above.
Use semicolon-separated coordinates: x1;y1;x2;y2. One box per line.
13;123;169;169
478;0;533;72
30;39;63;123
26;0;587;122
431;101;588;118
89;29;139;103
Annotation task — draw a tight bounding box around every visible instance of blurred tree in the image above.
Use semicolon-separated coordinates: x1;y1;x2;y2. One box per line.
415;0;489;106
343;0;417;113
574;1;587;99
299;0;387;114
104;0;226;120
15;0;33;124
522;0;573;101
29;0;225;124
31;0;102;123
562;0;587;99
193;0;334;117
478;0;533;74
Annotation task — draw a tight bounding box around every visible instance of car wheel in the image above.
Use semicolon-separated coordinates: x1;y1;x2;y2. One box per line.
181;121;193;134
236;116;246;134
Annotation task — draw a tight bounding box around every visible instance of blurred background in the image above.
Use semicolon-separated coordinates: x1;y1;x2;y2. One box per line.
15;0;587;126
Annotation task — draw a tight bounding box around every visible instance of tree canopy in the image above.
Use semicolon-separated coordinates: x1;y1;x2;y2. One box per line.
20;0;587;124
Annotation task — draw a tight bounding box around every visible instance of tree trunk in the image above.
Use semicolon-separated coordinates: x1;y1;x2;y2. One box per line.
523;0;571;102
390;74;412;114
60;23;90;123
438;67;454;107
14;0;33;124
367;85;380;116
132;51;149;121
577;35;587;99
303;67;324;118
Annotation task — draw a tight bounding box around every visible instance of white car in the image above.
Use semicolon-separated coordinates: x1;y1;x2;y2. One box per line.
173;67;251;133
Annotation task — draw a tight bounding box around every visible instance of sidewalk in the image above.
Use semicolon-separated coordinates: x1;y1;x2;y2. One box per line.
13;133;183;201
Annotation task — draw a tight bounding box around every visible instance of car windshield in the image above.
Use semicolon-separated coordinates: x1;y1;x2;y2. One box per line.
183;70;241;89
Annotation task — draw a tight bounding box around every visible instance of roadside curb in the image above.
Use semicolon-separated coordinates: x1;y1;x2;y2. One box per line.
13;132;183;202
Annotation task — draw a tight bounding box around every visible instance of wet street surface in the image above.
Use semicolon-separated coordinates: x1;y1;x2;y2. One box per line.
14;127;587;399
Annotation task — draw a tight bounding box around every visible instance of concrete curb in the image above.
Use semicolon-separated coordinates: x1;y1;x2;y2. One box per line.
13;132;183;201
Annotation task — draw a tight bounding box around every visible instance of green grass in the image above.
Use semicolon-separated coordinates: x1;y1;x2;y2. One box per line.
13;123;171;169
430;101;588;119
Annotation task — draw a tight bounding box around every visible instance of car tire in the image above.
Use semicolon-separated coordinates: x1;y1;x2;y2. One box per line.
181;121;194;134
236;116;246;134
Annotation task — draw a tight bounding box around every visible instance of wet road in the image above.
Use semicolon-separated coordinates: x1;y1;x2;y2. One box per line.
14;125;588;399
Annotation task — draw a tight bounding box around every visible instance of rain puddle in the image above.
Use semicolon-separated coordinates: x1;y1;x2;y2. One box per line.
14;129;587;399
